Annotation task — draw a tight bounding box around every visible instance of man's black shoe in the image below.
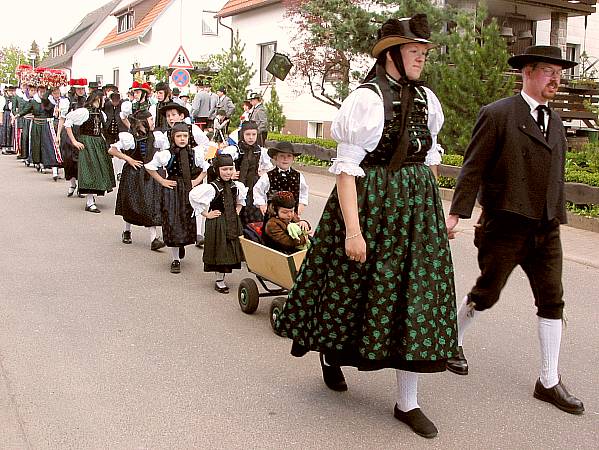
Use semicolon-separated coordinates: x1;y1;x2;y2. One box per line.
533;378;584;415
319;353;347;391
446;346;468;375
393;405;438;439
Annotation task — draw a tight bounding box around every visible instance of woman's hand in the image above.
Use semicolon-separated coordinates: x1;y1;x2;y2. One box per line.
231;170;240;180
298;220;310;232
345;233;366;263
204;210;221;219
446;214;459;240
72;141;85;151
160;179;177;189
126;156;143;170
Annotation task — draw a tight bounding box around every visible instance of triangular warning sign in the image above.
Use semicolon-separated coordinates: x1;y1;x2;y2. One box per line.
169;46;194;69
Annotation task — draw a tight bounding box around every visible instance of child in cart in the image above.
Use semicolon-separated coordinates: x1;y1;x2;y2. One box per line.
189;154;248;293
263;191;311;254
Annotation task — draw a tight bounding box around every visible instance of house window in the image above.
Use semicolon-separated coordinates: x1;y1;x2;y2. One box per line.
96;75;103;86
566;44;579;77
113;68;119;86
259;42;276;84
307;121;324;139
50;43;65;58
202;11;218;35
117;12;134;33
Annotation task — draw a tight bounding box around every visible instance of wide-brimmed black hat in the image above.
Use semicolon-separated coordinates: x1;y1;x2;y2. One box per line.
159;101;190;118
508;45;578;70
371;14;435;58
267;141;302;158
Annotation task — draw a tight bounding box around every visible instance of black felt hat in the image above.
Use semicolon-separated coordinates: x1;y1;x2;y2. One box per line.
267;141;301;158
159;101;190;118
508;45;578;70
371;14;435;58
212;153;235;169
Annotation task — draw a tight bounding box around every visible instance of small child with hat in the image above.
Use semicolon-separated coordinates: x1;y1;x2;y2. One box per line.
253;141;309;219
263;191;311;254
189;154;248;293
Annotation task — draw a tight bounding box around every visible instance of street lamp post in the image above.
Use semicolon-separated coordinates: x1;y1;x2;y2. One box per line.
28;51;36;69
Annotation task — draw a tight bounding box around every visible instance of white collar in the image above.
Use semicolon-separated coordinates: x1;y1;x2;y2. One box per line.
520;90;548;113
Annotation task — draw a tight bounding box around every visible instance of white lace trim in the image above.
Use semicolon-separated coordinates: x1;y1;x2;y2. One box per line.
329;160;366;177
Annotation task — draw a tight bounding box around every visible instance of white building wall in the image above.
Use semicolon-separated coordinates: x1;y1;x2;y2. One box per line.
231;5;339;129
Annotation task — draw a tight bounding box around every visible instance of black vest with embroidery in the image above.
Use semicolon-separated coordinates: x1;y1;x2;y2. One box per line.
165;147;202;179
359;77;432;169
208;181;239;212
128;133;156;164
267;168;301;207
79;108;104;136
103;102;121;135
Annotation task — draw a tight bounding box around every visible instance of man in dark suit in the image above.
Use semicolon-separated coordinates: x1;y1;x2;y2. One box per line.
446;46;584;415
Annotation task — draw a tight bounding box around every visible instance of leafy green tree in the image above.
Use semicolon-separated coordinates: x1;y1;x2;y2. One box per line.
209;32;256;128
425;8;515;154
0;46;28;84
265;86;286;132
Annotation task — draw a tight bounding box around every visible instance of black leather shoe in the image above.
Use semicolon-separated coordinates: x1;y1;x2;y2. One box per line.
67;186;76;197
394;405;438;439
151;238;165;251
214;281;229;294
195;235;204;248
446;346;468;375
533;378;584;415
85;204;101;213
170;260;181;274
179;246;186;259
319;353;347;392
122;231;132;244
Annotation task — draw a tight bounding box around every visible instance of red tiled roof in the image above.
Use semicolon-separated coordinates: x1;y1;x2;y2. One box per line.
218;0;281;18
97;0;173;49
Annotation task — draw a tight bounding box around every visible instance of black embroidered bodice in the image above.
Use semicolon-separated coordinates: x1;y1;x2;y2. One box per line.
208;181;239;212
165;147;202;179
79;108;104;136
360;76;432;168
267;168;301;208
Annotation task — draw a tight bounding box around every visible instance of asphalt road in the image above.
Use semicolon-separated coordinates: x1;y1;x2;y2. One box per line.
1;156;598;449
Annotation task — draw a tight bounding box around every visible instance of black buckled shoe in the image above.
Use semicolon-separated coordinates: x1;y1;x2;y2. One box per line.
533;378;584;415
319;353;347;392
195;235;204;248
179;246;186;259
393;405;438;439
214;281;229;294
151;238;166;251
122;231;132;244
170;260;181;274
85;204;101;213
67;186;76;197
446;346;468;375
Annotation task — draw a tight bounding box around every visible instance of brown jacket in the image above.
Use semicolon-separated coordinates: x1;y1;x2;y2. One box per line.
264;217;307;253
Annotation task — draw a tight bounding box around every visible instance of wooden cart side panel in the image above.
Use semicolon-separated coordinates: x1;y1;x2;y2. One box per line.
239;237;305;290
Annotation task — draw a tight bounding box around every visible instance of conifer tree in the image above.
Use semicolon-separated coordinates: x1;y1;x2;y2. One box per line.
209;33;256;128
265;86;286;133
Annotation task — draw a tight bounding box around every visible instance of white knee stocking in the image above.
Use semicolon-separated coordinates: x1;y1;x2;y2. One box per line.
148;226;157;242
395;370;419;412
52;167;58;177
170;247;180;261
124;222;132;232
457;295;479;347
86;194;95;207
538;317;562;388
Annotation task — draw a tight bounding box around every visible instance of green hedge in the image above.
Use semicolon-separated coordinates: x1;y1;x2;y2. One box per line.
267;132;337;150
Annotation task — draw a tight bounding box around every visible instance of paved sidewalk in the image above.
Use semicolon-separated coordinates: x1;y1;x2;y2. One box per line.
302;167;599;269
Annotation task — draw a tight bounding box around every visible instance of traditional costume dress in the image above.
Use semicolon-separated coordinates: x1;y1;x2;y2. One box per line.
21;93;62;173
59;87;87;193
113;129;168;238
145;122;207;272
189;154;247;293
0;91;15;153
14;89;34;163
65;105;116;210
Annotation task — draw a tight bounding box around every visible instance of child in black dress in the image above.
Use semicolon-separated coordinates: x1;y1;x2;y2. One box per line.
189;154;247;293
145;122;206;273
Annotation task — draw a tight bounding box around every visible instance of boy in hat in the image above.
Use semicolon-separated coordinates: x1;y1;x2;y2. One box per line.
447;45;584;415
253;140;309;219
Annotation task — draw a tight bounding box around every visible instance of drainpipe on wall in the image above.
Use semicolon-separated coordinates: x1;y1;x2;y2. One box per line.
218;16;234;51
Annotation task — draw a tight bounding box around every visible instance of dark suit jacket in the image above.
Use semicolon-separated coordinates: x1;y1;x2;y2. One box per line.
450;94;567;224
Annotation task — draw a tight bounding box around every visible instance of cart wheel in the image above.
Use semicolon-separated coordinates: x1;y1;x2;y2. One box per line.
238;278;259;314
270;297;286;335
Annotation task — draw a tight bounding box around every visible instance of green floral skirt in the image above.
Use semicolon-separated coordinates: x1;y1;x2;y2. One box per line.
77;135;116;196
274;164;457;372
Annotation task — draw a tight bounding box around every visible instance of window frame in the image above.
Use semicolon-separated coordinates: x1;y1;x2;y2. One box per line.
259;41;277;85
202;11;219;36
117;12;135;34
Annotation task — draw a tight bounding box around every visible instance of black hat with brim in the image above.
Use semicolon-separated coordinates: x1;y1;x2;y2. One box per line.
159;101;190;118
508;45;578;70
267;141;302;158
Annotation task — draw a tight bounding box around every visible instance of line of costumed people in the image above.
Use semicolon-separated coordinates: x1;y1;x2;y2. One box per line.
1;66;324;294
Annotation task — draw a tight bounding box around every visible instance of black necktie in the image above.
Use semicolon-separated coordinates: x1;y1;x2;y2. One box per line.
536;105;549;136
